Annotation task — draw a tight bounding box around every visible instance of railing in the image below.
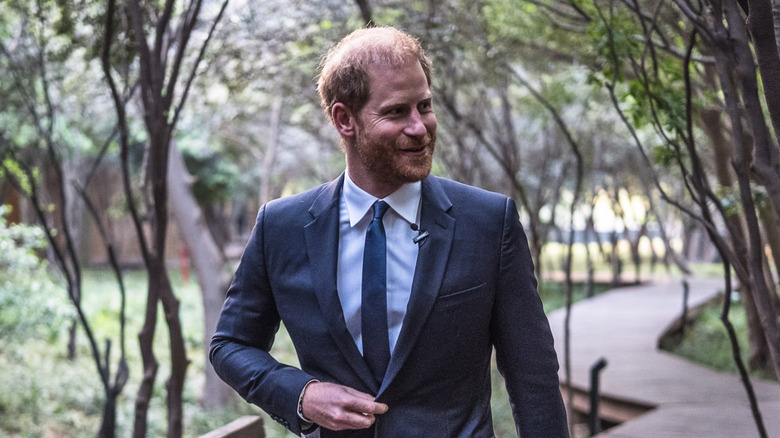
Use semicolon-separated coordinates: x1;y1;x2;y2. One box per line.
199;416;265;438
589;358;609;436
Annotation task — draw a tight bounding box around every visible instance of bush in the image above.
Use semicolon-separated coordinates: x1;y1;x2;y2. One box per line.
0;205;70;344
0;205;82;436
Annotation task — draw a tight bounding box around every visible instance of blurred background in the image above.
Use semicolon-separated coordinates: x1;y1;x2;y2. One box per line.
1;0;779;436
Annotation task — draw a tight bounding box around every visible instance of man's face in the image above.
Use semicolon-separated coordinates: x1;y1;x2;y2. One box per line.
346;60;437;197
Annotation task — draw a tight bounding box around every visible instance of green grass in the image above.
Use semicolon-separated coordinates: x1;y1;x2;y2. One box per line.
0;267;258;437
661;295;776;382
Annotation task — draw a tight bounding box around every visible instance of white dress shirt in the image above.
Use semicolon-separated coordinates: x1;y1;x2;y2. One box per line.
337;172;421;356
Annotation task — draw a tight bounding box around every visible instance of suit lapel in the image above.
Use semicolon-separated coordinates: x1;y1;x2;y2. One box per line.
304;174;379;393
379;176;454;395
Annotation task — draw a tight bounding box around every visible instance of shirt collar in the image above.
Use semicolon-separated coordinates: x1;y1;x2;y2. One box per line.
343;171;421;227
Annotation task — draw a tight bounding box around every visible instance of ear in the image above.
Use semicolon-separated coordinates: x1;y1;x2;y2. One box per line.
332;103;357;138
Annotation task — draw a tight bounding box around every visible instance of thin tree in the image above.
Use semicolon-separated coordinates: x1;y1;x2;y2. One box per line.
102;0;229;435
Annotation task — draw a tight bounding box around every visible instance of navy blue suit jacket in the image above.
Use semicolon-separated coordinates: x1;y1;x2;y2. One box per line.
210;175;568;437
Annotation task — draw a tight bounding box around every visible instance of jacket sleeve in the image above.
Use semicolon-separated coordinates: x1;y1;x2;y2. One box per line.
491;198;570;437
210;204;315;435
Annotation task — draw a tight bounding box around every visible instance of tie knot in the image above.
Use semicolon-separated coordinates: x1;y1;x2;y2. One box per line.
372;200;389;221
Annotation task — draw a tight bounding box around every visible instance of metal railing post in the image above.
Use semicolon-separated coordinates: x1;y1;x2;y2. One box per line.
589;357;608;436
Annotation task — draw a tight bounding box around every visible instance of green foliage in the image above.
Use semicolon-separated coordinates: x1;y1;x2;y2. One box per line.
650;143;686;167
0;158;35;195
751;185;771;212
603;45;688;138
575;0;698;167
587;11;641;82
0;344;104;437
715;184;774;217
0;0;124;154
716;185;742;217
0;205;70;345
483;0;592;71
0;205;87;436
0;267;209;437
181;148;240;207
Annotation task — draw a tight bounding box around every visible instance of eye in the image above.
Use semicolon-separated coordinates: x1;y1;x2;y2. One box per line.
419;100;433;113
388;107;407;116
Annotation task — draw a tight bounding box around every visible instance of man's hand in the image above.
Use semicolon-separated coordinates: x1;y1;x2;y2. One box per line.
301;381;388;430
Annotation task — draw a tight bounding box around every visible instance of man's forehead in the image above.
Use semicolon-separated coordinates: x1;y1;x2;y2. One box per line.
364;62;432;102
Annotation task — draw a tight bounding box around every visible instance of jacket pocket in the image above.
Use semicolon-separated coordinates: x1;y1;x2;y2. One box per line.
434;283;487;311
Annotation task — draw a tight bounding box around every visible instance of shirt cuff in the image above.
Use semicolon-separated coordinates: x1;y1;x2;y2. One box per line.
297;379;320;425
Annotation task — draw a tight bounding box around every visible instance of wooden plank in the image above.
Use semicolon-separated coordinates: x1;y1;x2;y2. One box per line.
199;416;265;438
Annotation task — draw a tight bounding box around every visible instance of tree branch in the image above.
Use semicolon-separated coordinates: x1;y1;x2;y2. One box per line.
171;0;230;130
102;0;152;266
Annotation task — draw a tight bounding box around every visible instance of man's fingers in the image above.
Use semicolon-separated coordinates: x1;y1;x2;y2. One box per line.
370;401;389;414
301;382;388;431
340;386;388;415
344;394;389;415
319;407;375;430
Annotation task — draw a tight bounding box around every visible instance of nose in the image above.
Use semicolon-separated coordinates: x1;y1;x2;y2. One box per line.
404;110;428;137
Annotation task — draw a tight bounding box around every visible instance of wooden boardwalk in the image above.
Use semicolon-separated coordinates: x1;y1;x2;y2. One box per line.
547;276;780;437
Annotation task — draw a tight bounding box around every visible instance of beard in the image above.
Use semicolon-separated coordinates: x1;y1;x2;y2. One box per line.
353;129;436;189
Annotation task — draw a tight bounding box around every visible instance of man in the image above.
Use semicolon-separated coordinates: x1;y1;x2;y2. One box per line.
210;26;568;437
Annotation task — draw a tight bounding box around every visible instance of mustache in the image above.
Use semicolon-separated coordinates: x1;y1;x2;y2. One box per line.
403;134;435;149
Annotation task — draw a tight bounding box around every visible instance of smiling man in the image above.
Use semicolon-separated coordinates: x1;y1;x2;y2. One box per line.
210;26;569;438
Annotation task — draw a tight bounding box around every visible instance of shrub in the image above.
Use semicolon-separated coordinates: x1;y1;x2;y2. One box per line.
0;205;70;344
0;205;80;435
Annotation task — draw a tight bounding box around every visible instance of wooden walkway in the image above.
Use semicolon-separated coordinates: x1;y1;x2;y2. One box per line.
547;276;780;437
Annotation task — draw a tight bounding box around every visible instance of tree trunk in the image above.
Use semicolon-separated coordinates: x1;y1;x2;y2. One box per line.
773;0;780;49
168;144;235;409
63;159;85;360
585;203;597;296
99;390;119;438
133;271;160;438
696;78;772;370
746;0;780;143
759;206;780;291
159;266;189;438
721;0;780;381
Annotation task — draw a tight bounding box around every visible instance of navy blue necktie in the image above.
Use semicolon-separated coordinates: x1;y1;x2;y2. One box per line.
362;200;391;384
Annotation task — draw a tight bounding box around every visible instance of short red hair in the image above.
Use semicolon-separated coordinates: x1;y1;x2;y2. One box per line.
317;26;433;124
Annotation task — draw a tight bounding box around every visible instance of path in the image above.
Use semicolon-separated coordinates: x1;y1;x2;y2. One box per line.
547;276;780;437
